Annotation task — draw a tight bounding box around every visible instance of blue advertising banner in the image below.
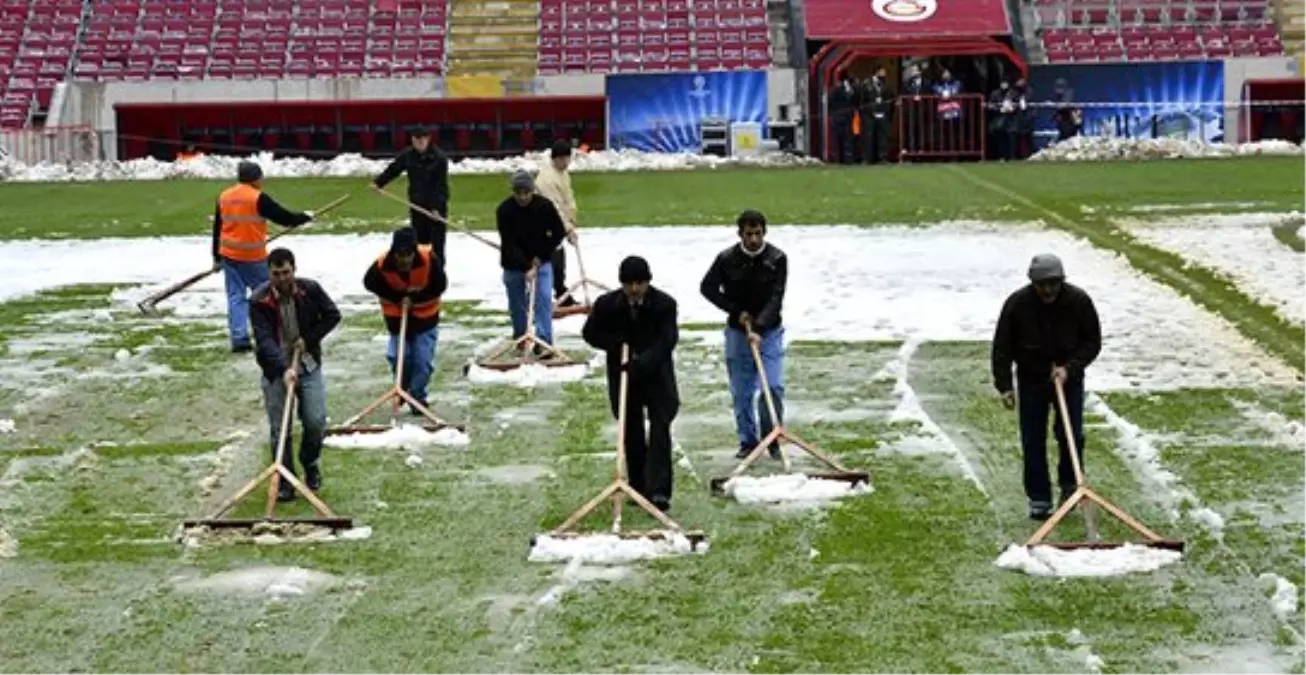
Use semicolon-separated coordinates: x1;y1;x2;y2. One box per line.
605;70;768;152
1029;60;1225;147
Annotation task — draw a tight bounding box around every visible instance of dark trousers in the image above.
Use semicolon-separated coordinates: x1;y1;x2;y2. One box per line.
410;201;448;260
551;245;568;299
1017;378;1085;506
831;112;855;163
860;114;889;164
610;382;677;503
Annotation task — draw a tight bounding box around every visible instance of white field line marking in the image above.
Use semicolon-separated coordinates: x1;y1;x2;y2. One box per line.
955;166;1304;642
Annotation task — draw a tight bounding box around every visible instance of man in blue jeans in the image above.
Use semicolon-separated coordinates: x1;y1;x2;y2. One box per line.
700;209;789;460
212;160;315;353
363;227;448;413
495;169;567;356
991;253;1102;520
250;248;341;502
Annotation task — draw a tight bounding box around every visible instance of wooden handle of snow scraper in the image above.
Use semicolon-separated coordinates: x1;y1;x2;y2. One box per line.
1053;377;1086;487
266;347;303;516
573;241;593;307
391;303;411;424
523;263;539;351
374;188;500;251
613;343;631;531
744;320;791;473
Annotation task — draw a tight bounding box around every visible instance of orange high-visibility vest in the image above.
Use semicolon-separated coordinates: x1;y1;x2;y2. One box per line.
375;249;441;319
217;183;268;262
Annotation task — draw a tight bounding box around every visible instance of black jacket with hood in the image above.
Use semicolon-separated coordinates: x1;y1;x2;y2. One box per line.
700;242;788;332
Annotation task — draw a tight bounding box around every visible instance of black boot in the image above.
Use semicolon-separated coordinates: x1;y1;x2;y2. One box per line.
305;464;322;491
768;442;782;460
558;294;579;308
1028;499;1052;521
734;443;753;459
277;476;297;502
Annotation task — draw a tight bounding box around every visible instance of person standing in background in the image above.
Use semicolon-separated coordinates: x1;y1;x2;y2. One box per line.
371;125;451;258
533;139;582;308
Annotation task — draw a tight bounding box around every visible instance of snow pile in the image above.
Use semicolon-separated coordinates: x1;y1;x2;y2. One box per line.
528;533;706;563
1031;136;1304;162
323;424;471;450
169;565;340;599
722;473;870;506
0;418;13;434
466;361;589;387
535;557;634;608
1258;573;1300;621
995;543;1183;577
0;148;820;183
179;522;372;548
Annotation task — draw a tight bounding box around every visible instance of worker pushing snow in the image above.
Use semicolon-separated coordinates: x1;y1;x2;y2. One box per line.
496;170;568;358
212;160;316;353
581;256;681;514
700;209;790;460
370;125;452;258
991;253;1102;520
363;226;449;415
250;248;342;502
533;139;582;309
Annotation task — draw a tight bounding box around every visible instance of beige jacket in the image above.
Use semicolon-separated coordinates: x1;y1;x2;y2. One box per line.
534;161;576;228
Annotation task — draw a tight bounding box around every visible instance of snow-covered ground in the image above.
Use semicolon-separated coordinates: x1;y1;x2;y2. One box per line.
1118;212;1305;326
0;222;1295;391
0;148;819;183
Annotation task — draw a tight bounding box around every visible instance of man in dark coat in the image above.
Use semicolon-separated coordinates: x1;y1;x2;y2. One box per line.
250;247;342;501
371;125;451;257
496;170;567;355
700;209;788;460
857;67;894;164
581;256;680;513
991;253;1102;520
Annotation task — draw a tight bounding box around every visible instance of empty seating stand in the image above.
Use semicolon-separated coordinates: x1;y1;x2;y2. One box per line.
538;0;771;75
71;0;448;85
1030;0;1286;62
1;0;83;128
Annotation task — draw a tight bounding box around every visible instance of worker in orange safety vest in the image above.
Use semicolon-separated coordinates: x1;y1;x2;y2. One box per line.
212;160;315;353
363;227;448;414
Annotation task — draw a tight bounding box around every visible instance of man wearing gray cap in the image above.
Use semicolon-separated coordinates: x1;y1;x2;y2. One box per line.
991;253;1101;520
495;169;567;353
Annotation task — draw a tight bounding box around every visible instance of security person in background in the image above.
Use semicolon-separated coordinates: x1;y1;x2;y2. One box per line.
212;160;315;353
858;67;893;164
371;125;451;258
363;226;449;415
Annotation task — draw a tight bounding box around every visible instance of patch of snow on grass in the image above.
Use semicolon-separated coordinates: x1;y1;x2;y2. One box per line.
323;424;470;450
0;526;16;558
722;473;870;506
879;339;987;492
170;565;340;599
1259;573;1300;621
1030;137;1303;162
995;543;1182;577
528;533;706;564
0;419;13;434
535;557;634;607
1120;212;1305;325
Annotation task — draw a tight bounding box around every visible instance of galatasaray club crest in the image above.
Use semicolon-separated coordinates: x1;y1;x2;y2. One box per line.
871;0;937;22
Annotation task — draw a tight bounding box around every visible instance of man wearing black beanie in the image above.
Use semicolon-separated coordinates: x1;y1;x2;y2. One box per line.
581;255;681;512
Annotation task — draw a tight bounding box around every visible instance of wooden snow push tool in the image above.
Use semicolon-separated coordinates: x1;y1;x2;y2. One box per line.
552;240;610;319
184;348;353;530
474;265;579;371
533;344;706;548
138;194;351;315
709;321;871;495
1023;379;1184;552
325;304;466;436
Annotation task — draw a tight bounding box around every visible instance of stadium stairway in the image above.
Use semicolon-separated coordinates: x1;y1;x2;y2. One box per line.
1275;0;1304;57
445;0;538;78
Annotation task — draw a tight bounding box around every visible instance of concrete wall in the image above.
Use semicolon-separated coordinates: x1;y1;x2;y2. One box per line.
59;68;799;158
1221;56;1302;141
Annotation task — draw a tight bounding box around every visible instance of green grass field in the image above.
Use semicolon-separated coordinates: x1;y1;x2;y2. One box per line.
0;158;1303;673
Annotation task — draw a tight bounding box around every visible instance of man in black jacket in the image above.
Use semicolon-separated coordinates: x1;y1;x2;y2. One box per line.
701;209;789;460
363;227;448;414
991;253;1102;520
496;170;567;354
858;67;893;164
250;248;342;501
371;126;451;257
582;256;680;512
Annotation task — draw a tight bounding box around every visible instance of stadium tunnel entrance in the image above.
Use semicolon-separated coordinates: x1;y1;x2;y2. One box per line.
807;36;1028;162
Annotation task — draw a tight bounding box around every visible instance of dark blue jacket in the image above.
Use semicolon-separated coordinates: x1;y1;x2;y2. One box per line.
250;278;341;381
